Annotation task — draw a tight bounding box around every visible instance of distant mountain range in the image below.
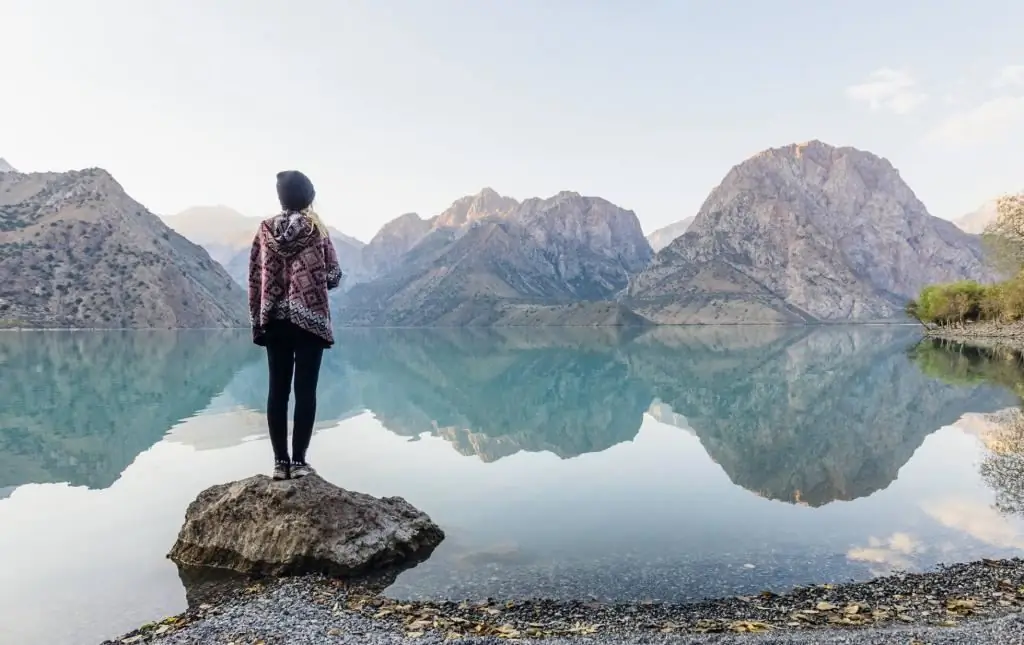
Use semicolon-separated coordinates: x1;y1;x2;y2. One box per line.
0;141;1011;327
646;217;694;252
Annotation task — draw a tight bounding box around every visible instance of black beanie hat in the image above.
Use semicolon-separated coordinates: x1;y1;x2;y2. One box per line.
276;170;316;212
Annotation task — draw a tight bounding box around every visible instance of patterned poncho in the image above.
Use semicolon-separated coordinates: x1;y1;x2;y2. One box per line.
248;211;342;346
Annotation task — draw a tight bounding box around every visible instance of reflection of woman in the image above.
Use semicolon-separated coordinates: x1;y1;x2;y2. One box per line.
248;170;342;480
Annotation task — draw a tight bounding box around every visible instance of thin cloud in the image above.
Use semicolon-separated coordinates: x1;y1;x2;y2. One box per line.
926;96;1024;145
993;65;1024;88
846;68;928;115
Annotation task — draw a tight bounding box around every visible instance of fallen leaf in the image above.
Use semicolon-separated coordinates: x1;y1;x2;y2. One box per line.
946;599;977;613
495;624;521;639
729;620;772;633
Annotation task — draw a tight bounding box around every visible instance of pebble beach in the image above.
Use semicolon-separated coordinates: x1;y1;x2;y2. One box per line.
104;558;1024;645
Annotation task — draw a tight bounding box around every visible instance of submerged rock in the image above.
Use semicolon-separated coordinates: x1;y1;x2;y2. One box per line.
167;474;444;577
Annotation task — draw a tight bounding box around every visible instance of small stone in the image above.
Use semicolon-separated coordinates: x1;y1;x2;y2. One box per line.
816;602;837;611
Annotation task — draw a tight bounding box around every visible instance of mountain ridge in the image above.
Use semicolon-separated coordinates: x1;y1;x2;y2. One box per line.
624;140;993;324
0;167;247;328
338;189;653;326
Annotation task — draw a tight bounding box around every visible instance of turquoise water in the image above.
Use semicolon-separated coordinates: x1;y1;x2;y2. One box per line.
1;326;1023;645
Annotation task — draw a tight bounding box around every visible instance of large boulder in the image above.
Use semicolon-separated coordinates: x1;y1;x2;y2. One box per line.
167;475;444;577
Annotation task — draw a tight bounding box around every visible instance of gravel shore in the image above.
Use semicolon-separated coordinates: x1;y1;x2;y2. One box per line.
104;558;1024;645
925;321;1024;351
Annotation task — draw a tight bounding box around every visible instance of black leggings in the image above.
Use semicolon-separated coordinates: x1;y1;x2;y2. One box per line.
265;324;325;464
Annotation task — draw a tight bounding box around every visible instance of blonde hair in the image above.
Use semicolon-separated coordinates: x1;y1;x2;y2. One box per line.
299;205;328;238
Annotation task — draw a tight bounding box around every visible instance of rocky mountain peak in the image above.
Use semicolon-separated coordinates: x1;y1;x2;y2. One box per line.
434;188;519;229
626;141;992;323
0;158;16;173
370;212;427;241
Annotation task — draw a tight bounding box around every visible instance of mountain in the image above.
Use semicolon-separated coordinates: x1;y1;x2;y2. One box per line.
953;199;999;235
0;158;16;173
360;188;518;276
646;217;694;252
360;212;433;277
951;195;1023;235
339;190;653;326
162;205;263;266
0;168;247;328
624;141;993;323
164;206;370;289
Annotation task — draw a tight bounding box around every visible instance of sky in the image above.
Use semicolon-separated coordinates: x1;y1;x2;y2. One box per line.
2;0;1023;242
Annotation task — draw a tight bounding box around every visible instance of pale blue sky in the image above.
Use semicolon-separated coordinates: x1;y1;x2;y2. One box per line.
2;0;1022;241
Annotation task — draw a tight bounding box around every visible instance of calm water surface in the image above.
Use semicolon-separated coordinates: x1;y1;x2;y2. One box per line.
1;326;1023;645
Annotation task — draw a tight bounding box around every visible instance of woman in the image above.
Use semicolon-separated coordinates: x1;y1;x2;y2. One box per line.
248;170;342;480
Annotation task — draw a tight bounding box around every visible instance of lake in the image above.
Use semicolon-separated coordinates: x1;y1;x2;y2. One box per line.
2;326;1023;645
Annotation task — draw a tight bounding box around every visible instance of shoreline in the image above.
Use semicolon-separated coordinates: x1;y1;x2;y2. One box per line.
0;321;923;332
924;320;1024;351
104;557;1024;644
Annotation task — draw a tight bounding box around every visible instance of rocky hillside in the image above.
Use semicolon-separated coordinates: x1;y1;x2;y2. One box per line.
339;190;653;325
0;158;16;173
0;168;247;328
625;141;994;323
646;216;694;252
164;206;369;288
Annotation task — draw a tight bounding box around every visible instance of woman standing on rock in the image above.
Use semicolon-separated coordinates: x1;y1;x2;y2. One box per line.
248;170;342;480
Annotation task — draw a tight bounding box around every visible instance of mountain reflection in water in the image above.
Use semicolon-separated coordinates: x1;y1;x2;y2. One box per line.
2;326;1015;508
3;326;1024;645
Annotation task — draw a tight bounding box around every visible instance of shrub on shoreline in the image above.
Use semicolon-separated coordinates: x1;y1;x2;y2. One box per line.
909;192;1024;326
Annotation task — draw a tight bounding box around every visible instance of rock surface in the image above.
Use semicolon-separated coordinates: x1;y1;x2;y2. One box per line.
646;217;694;252
625;141;994;323
0;168;247;328
167;474;445;577
339;190;653;325
0;157;16;173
